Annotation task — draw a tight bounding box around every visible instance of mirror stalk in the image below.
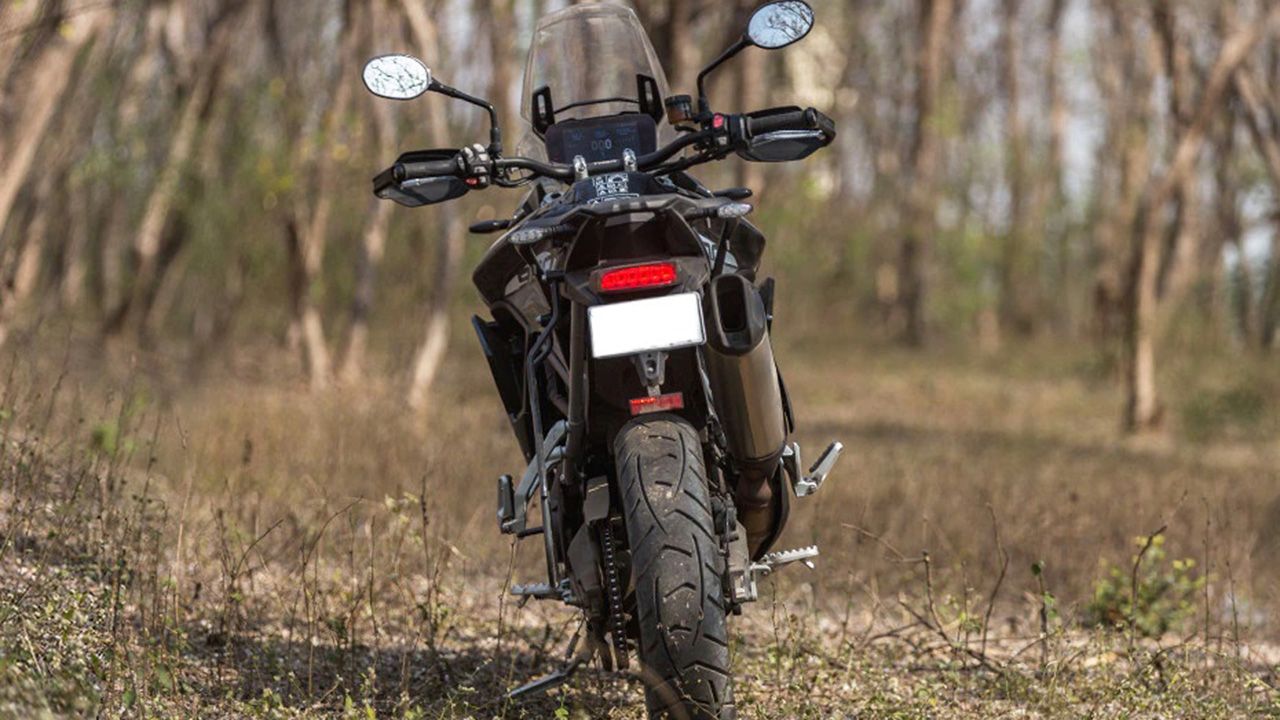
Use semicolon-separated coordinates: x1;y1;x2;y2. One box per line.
695;36;750;115
430;80;504;156
694;1;815;114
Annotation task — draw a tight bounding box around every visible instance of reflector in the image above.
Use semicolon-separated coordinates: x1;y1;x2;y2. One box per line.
630;392;685;416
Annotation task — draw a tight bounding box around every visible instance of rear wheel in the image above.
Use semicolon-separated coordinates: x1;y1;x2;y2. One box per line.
614;414;734;720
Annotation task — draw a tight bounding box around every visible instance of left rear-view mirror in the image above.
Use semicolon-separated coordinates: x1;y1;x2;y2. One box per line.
362;54;433;101
746;1;815;50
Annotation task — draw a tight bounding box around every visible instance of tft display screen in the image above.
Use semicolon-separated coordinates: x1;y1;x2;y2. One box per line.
546;115;657;164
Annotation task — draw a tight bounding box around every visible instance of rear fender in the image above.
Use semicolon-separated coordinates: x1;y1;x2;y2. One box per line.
588;346;710;452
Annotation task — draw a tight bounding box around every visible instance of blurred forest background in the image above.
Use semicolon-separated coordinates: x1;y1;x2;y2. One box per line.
3;0;1280;716
1;0;1278;429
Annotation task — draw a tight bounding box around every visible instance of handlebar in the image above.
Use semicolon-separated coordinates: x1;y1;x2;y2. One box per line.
389;107;833;185
495;128;712;181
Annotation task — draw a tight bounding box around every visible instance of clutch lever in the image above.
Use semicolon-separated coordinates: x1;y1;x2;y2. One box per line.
713;188;753;201
470;219;513;234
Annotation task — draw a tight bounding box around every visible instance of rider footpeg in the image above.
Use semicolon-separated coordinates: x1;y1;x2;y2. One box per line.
783;441;843;498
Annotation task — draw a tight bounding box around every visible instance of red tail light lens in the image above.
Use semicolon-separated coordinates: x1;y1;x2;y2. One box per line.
630;392;685;416
599;263;678;293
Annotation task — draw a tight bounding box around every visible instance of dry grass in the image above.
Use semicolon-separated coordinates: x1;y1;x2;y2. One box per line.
1;327;1278;717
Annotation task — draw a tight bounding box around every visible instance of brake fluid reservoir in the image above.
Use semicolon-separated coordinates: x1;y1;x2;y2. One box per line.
704;274;787;466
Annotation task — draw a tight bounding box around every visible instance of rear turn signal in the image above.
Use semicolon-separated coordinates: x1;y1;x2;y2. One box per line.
599;263;677;293
630;392;684;416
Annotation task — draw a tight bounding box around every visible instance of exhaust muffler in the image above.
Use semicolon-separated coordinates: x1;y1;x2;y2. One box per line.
705;274;788;467
704;275;788;554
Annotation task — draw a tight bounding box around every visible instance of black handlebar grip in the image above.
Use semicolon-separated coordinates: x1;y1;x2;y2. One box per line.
393;157;462;182
744;108;837;140
745;109;812;136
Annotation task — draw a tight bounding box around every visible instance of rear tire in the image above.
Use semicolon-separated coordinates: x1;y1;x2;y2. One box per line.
614;414;735;720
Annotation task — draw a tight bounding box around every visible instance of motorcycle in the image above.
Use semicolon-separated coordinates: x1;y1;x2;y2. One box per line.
363;3;843;718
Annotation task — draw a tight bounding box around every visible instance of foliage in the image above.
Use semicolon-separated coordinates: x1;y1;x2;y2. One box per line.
1083;535;1206;638
1181;381;1273;443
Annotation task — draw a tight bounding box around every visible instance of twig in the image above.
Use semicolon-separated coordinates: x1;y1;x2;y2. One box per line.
981;504;1010;661
897;600;1009;676
1129;524;1168;652
841;523;925;563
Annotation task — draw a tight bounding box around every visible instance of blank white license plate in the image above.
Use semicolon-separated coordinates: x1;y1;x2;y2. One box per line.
589;293;706;359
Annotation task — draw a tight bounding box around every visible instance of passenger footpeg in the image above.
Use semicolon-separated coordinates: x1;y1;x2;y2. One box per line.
510;583;559;601
754;545;819;574
782;441;843;497
728;536;820;605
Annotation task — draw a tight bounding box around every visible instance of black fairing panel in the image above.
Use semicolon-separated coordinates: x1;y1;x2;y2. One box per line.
474;174;704;307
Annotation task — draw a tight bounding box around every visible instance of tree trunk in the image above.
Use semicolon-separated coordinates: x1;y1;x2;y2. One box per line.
0;178;50;348
1213;129;1245;343
488;0;518;140
0;0;46;92
998;0;1034;336
1093;1;1150;345
897;0;954;346
408;210;464;410
1232;64;1280;350
340;98;395;384
734;0;767;193
1262;231;1280;350
1151;1;1203;311
1045;0;1071;333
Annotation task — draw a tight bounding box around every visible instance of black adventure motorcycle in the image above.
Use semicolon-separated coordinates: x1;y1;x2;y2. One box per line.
363;3;842;718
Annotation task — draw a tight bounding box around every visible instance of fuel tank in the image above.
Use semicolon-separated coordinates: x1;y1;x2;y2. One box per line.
703;274;787;469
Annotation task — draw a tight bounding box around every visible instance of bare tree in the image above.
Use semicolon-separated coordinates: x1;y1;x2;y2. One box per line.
269;0;370;390
1123;3;1280;431
104;0;249;341
1233;42;1280;351
341;103;395;384
997;0;1037;337
403;0;467;410
340;0;398;384
1091;0;1152;344
1040;0;1076;333
0;1;111;347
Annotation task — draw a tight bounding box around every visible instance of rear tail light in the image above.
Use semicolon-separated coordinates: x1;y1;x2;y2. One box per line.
599;263;678;293
630;392;685;416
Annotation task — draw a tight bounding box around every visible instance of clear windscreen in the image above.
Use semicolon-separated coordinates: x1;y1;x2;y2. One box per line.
519;4;672;142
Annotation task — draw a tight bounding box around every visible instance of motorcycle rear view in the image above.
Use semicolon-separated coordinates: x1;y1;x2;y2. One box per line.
362;3;844;718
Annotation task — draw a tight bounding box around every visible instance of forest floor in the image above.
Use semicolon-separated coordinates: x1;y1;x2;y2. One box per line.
1;331;1278;718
